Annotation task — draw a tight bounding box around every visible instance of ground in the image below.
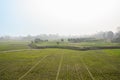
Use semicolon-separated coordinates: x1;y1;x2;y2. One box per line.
0;49;120;80
0;41;120;80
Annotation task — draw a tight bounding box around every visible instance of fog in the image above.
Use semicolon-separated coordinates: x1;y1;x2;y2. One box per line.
0;0;120;36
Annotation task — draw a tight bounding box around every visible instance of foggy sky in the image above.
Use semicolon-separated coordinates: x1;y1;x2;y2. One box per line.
0;0;120;36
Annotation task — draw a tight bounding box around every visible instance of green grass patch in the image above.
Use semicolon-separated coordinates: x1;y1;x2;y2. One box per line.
0;49;119;80
0;41;30;51
35;41;120;47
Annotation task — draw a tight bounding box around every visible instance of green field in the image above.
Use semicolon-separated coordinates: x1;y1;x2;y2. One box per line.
35;41;120;47
0;49;120;80
0;41;30;51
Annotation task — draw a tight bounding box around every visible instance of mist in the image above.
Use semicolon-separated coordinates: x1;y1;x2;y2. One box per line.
0;0;120;36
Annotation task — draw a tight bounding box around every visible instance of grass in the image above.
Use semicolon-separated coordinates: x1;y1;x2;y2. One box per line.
0;40;30;51
0;49;119;80
36;41;120;47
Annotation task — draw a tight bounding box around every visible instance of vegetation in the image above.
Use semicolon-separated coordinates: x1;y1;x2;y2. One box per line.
0;37;120;80
33;41;120;48
0;49;120;80
0;41;30;51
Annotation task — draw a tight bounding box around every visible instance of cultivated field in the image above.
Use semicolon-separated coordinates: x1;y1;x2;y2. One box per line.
0;41;30;51
0;48;120;80
35;41;120;47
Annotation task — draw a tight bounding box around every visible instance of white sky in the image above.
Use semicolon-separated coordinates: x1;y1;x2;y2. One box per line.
1;0;120;36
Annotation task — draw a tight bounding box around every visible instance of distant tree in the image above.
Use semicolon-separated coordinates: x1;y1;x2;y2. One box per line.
31;41;34;44
56;42;60;45
45;40;48;42
94;32;106;39
61;39;64;42
115;27;120;38
113;28;120;43
105;31;114;41
68;39;71;42
67;38;98;43
117;27;120;32
113;37;120;43
34;38;42;43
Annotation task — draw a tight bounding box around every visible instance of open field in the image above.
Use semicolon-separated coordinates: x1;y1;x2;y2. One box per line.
1;0;120;80
30;41;120;51
0;49;120;80
0;41;30;51
35;41;120;47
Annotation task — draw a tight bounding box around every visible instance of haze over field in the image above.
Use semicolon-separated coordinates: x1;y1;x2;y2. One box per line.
0;1;120;80
0;0;120;36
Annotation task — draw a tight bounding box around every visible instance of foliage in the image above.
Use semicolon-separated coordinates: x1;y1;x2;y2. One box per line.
68;38;101;43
